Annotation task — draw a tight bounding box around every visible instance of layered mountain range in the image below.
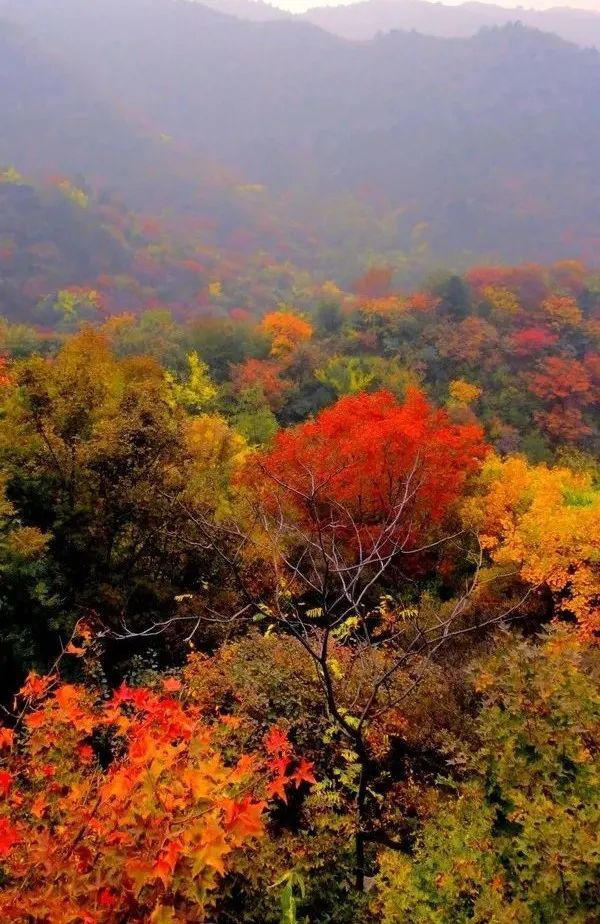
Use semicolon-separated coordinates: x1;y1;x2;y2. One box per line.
1;0;599;263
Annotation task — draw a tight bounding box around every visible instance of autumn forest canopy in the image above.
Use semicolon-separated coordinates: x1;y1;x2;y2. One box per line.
0;0;598;921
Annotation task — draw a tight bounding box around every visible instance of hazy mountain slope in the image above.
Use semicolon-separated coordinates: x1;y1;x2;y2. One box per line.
2;0;600;261
0;0;348;185
0;175;133;319
171;0;600;48
197;0;291;20
300;0;600;47
0;17;207;208
0;9;296;244
303;0;505;40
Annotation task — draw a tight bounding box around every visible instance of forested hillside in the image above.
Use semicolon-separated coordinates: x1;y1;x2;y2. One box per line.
0;17;201;207
0;1;598;921
0;169;335;322
2;0;600;261
0;273;598;919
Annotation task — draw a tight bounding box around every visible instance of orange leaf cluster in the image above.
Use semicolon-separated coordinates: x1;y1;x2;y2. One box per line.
260;311;313;356
0;678;313;922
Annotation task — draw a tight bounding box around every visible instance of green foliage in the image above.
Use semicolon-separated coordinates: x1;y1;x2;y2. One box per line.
275;870;306;924
0;317;45;357
232;385;279;446
0;475;56;688
188;319;270;382
0;330;243;675
315;356;376;396
375;628;600;923
53;288;101;322
107;310;185;369
315;300;344;336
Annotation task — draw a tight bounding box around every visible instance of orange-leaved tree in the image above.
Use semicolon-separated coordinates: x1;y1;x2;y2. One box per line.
0;672;314;922
190;389;495;889
260;310;313;357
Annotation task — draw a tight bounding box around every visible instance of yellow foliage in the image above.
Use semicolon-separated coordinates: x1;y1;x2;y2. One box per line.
320;280;343;300
208;281;223;299
0;166;25;186
56;180;89;209
462;455;600;638
482;285;521;315
102;313;136;337
449;379;482;405
185;414;248;517
186;414;247;471
165;352;217;412
7;527;49;559
359;296;406;318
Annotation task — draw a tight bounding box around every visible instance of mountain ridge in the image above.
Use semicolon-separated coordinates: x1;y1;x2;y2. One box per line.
196;0;600;47
1;0;600;263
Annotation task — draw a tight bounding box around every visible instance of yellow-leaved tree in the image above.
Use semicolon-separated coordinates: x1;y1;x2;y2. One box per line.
165;352;217;413
448;379;482;405
462;454;600;638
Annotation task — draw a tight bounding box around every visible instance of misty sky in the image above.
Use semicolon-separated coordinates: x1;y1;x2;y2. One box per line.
273;0;600;13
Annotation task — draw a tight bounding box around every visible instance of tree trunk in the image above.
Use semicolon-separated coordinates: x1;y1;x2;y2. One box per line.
354;761;369;891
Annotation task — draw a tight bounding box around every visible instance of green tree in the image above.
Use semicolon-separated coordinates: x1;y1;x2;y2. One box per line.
315;356;376;396
187;318;269;382
232;385;279;446
0;474;54;691
315;299;344;336
0;330;239;672
375;627;600;923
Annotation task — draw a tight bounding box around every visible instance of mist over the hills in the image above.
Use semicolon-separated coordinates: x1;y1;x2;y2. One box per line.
182;0;600;47
298;0;600;46
1;0;600;263
0;4;599;920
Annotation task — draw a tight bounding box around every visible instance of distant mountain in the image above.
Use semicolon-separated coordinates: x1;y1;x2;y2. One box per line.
198;0;291;20
1;0;600;263
300;0;600;47
145;0;600;49
0;9;307;247
0;14;213;211
0;0;346;189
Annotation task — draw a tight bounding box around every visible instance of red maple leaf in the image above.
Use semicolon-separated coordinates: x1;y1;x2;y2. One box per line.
0;728;14;749
266;774;289;802
222;796;265;838
0;819;20;856
0;771;13;797
292;758;316;787
264;727;291;758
